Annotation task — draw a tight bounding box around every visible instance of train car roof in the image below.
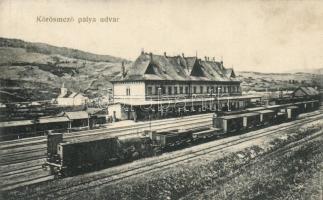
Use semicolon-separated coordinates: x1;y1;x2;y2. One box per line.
60;136;117;145
155;129;190;136
287;106;299;109
220;112;259;119
257;109;275;114
246;107;266;111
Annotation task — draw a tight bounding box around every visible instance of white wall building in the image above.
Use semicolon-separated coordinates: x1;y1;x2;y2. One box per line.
55;84;89;106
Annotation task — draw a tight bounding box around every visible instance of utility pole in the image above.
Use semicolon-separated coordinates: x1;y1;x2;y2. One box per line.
217;87;221;111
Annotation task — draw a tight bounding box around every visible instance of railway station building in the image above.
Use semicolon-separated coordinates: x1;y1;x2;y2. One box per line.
110;51;261;120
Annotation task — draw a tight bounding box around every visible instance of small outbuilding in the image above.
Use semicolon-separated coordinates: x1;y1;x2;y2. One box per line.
292;87;319;100
64;111;89;130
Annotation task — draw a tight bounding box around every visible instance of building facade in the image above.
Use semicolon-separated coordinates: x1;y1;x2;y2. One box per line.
112;52;241;102
55;84;89;106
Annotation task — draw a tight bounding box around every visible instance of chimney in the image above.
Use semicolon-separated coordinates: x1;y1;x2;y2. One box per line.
204;56;207;61
164;52;167;57
121;61;126;78
141;48;145;55
220;60;224;69
213;57;215;62
182;53;185;58
149;52;153;61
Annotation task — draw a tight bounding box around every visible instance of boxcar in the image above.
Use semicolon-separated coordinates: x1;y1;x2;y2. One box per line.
47;132;63;156
286;106;299;120
243;112;261;129
151;129;192;148
57;137;119;175
257;110;275;126
213;114;244;134
313;100;320;110
275;112;287;123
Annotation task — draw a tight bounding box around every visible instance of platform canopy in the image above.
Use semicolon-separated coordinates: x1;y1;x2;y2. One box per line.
111;95;261;106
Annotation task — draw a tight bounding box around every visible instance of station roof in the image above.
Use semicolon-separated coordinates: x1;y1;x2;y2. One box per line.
0;116;70;128
112;52;239;82
64;111;89;120
0;120;34;128
38;117;70;123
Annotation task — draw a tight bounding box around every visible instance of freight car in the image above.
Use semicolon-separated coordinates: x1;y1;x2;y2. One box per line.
243;112;261;129
258;110;275;126
213;114;244;134
44;133;154;177
45;135;120;176
44;100;320;177
150;129;193;150
286;106;299;120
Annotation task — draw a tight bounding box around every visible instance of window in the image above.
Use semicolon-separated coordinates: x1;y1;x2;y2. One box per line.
207;86;209;93
155;87;159;95
185;87;189;94
147;87;152;95
193;86;197;94
211;86;214;93
126;88;131;96
162;86;166;94
174;87;178;94
200;86;203;94
179;86;183;94
168;86;172;95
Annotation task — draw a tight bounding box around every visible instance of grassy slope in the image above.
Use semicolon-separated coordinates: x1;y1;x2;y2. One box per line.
0;38;131;101
0;37;321;102
236;71;322;92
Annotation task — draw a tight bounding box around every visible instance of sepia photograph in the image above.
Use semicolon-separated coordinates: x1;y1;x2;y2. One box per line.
0;0;323;199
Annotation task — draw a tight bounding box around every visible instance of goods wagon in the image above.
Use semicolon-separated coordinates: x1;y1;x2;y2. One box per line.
46;135;120;176
257;110;275;126
243;112;260;129
286;106;299;120
213;114;244;134
58;137;119;175
275;112;287;123
117;135;154;160
151;129;193;149
44;100;320;178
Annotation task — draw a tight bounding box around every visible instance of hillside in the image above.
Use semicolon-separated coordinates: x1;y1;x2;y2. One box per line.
0;38;130;102
236;71;322;92
0;37;321;102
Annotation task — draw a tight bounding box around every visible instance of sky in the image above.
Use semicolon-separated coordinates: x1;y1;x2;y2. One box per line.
0;0;323;73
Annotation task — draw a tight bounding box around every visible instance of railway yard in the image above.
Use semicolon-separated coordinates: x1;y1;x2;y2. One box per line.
1;104;323;199
0;113;213;190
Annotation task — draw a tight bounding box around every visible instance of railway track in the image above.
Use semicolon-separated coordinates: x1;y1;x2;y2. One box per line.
1;108;322;192
3;111;323;198
0;115;214;187
0;116;213;166
0;113;213;149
